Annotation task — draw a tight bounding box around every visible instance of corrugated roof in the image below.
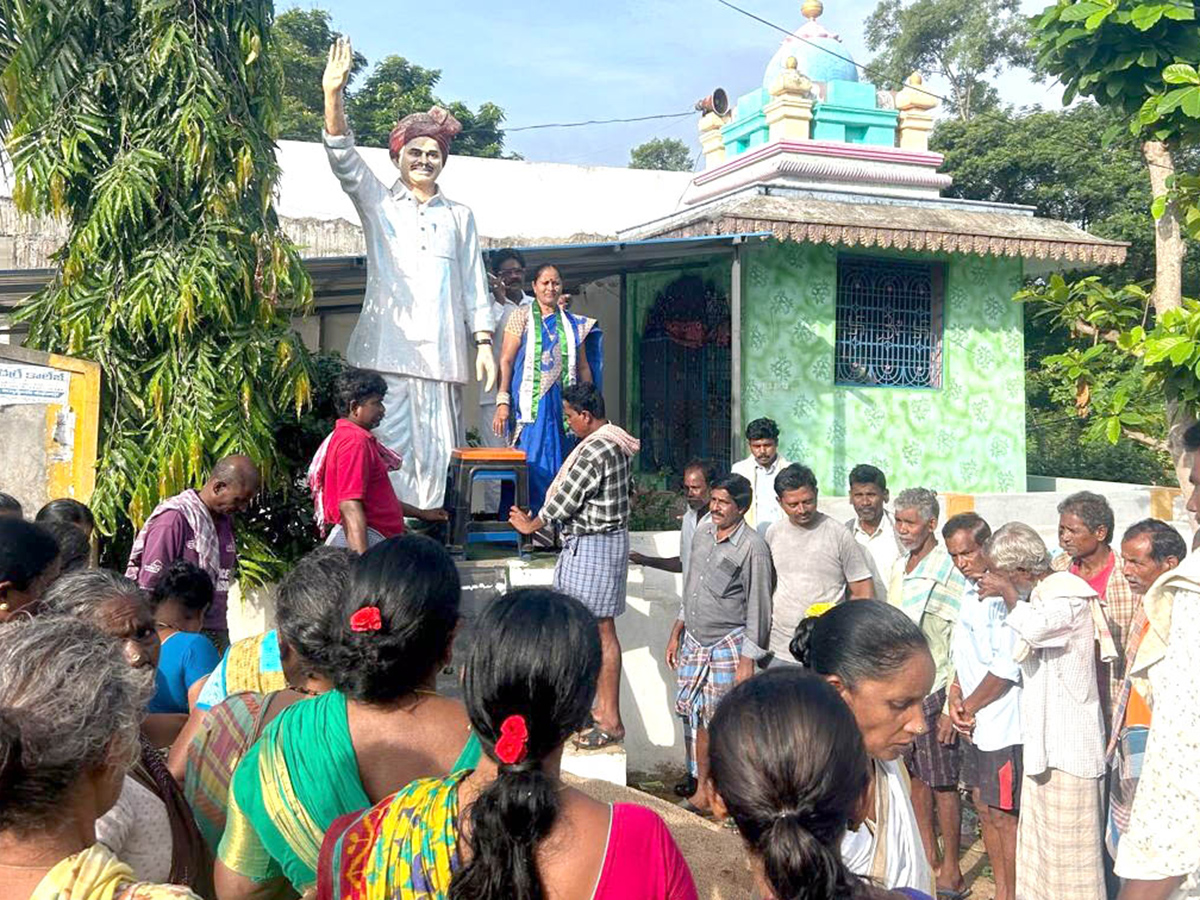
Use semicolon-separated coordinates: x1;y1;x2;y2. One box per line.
622;191;1128;266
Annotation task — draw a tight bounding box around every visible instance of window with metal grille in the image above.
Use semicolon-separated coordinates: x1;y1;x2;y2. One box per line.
834;255;944;389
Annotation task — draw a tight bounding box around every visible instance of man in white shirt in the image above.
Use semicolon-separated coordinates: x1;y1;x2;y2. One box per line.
479;249;532;452
766;463;872;662
944;513;1021;900
730;417;789;536
845;463;905;600
322;38;496;509
1111;425;1200;900
981;522;1114;900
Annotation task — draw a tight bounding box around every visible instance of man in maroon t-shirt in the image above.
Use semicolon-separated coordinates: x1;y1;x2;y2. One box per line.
314;368;448;553
126;455;260;649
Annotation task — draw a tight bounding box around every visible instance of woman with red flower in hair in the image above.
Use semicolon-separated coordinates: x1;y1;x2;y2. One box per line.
317;588;698;900
215;535;481;900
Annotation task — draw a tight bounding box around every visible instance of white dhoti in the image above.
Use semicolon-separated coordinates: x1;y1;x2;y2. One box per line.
376;373;463;510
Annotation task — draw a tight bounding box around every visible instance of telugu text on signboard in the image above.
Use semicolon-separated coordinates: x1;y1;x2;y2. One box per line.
0;362;71;406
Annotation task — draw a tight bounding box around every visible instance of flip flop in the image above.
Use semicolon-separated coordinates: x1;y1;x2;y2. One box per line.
936;889;970;900
572;726;624;750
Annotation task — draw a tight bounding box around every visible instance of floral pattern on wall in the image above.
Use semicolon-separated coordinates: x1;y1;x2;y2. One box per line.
741;241;1026;496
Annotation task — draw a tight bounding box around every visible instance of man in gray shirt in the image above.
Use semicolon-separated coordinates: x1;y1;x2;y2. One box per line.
667;472;773;814
766;463;873;662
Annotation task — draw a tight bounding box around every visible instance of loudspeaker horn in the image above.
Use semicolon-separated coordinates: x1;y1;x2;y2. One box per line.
694;88;730;117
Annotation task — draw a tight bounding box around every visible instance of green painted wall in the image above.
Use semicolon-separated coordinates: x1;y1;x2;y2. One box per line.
623;241;1027;495
741;241;1026;496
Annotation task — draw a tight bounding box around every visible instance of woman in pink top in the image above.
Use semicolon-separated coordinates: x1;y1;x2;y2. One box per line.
317;587;697;900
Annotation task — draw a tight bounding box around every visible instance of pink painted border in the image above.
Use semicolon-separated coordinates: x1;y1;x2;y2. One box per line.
695;139;944;186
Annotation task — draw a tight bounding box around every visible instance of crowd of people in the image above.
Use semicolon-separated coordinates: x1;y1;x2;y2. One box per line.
631;416;1200;900
0;391;1198;900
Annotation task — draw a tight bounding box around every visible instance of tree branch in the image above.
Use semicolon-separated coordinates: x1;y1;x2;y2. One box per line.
1070;319;1120;344
1122;428;1170;454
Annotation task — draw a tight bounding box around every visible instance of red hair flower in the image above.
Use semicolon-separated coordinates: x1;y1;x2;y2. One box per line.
494;714;529;765
349;606;383;633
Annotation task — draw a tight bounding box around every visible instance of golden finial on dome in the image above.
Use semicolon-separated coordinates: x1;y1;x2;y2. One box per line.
770;55;812;97
802;0;824;21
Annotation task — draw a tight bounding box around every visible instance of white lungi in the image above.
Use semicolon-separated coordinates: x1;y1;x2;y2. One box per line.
376;373;463;509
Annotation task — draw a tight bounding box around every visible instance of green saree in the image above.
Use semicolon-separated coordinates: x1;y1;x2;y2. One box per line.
217;691;480;892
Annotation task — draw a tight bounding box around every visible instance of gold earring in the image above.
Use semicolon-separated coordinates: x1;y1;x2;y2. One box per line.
0;602;9;612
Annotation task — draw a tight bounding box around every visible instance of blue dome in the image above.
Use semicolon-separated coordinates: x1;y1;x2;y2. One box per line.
762;21;859;88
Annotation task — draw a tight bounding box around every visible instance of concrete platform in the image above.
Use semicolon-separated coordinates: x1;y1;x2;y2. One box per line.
561;740;628;786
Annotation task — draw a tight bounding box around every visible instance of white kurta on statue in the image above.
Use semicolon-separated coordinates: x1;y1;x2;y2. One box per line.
324;131;493;508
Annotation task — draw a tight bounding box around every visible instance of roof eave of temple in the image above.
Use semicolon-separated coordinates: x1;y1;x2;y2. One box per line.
622;194;1129;266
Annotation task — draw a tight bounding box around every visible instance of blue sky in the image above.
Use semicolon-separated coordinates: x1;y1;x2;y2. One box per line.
302;0;1064;167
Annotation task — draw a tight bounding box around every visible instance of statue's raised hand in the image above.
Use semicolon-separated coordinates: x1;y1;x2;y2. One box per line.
323;37;354;95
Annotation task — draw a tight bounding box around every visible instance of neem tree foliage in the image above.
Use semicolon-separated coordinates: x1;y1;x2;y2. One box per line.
0;0;315;574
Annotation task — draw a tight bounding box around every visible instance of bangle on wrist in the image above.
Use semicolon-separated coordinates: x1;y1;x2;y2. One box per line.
496;391;512;406
475;337;492;346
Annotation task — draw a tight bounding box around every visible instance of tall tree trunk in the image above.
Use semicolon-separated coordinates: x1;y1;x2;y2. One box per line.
1144;140;1193;494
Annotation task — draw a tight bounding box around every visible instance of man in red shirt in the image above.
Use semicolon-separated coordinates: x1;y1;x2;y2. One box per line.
309;368;447;552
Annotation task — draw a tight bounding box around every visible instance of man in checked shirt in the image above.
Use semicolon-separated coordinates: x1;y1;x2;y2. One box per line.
510;382;640;751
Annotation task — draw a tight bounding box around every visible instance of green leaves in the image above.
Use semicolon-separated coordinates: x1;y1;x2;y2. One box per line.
1163;64;1200;86
1032;0;1200;141
0;0;317;582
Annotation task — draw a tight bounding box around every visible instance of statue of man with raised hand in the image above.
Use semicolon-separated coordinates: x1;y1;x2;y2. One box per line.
322;37;497;509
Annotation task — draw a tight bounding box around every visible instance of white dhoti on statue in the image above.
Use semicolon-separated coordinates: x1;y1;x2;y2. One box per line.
376;373;463;510
323;131;493;513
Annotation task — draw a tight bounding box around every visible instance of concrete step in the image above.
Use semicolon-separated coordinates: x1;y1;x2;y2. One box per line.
562;738;627;787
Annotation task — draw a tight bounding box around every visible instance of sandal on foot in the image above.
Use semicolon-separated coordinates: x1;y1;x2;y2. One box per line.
936;889;970;900
572;726;624;750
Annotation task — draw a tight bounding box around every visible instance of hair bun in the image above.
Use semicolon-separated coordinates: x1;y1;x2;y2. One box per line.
789;616;820;667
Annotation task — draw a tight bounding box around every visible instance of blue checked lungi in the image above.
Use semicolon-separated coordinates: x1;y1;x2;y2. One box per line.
554;531;630;618
675;627;743;753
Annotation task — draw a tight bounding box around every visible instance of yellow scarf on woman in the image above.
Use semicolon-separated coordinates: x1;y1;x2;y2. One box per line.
32;843;200;900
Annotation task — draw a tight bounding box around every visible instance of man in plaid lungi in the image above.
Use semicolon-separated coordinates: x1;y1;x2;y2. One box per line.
510;383;638;751
665;473;772;814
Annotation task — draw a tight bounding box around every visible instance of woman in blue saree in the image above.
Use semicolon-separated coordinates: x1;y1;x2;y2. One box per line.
492;264;604;512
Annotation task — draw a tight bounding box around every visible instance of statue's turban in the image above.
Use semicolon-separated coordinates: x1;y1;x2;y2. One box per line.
388;106;462;160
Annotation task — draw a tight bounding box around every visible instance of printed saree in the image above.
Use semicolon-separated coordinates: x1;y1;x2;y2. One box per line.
506;303;604;512
195;631;286;711
316;772;468;900
32;843;200;900
183;691;270;853
219;690;481;892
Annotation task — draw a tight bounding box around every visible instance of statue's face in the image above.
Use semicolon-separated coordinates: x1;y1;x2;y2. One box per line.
398;136;444;190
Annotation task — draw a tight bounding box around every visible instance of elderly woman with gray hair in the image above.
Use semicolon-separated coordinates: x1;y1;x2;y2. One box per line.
0;617;199;900
41;569;212;898
977;522;1117;900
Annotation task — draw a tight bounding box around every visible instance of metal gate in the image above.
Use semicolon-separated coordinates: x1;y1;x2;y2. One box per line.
638;275;732;477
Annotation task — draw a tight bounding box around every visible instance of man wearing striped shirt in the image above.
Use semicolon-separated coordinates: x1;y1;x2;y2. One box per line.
510;383;638;751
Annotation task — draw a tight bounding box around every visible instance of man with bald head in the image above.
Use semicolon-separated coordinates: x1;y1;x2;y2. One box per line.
126;455;260;649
